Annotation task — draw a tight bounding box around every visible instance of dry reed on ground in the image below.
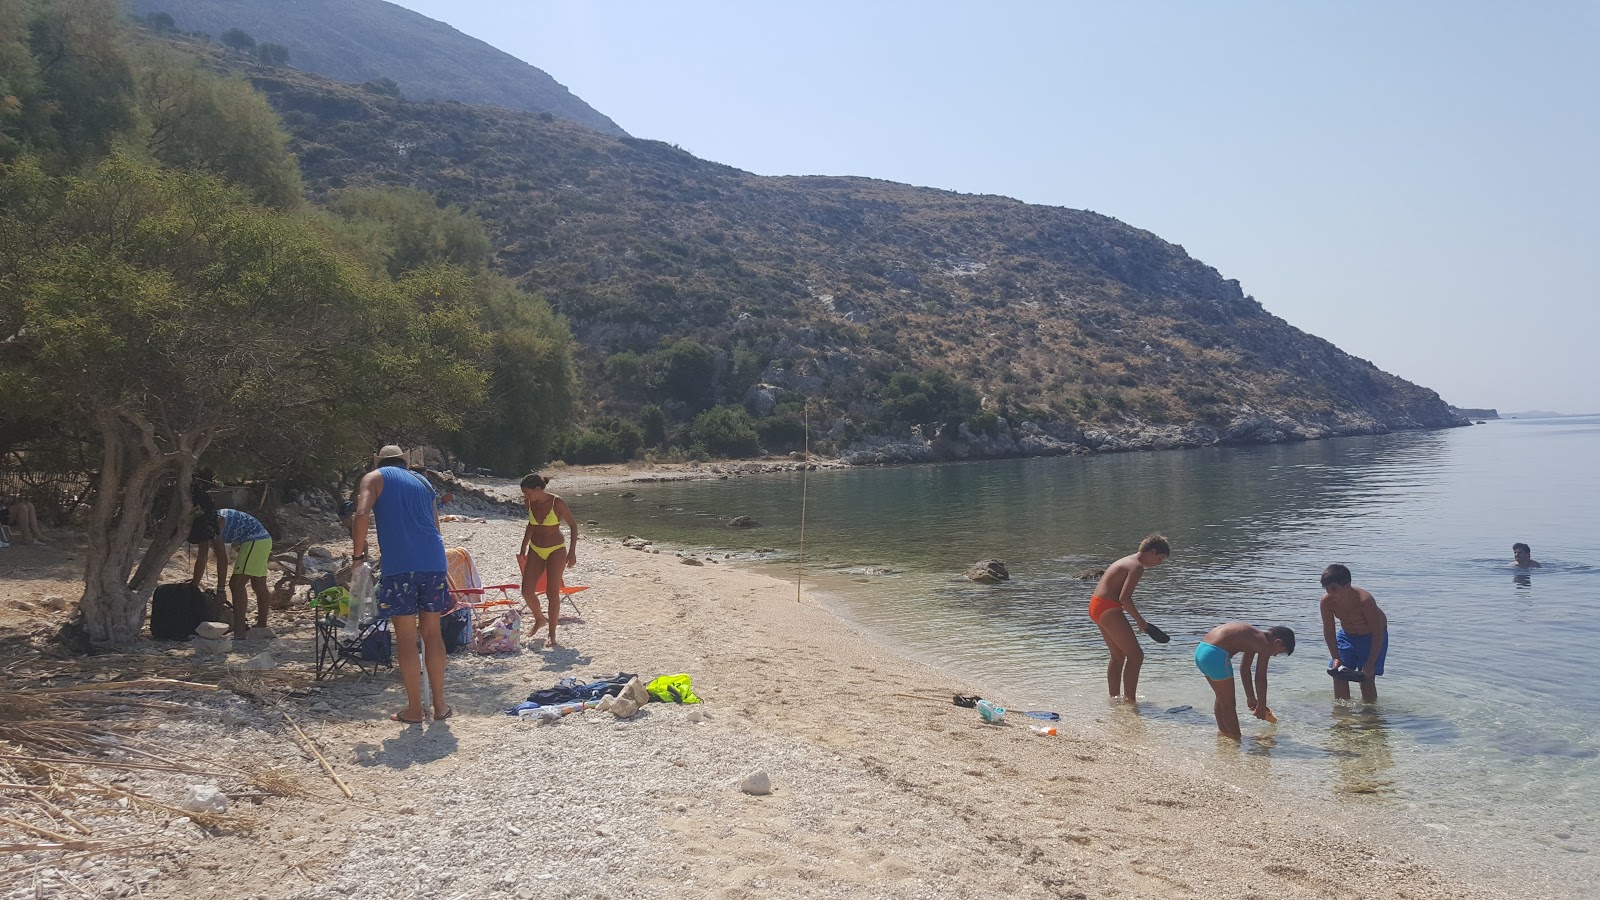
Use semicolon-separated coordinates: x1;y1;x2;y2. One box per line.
1;674;263;879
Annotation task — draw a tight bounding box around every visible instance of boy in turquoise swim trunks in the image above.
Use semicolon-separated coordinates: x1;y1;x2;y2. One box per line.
1319;564;1388;703
1194;621;1295;740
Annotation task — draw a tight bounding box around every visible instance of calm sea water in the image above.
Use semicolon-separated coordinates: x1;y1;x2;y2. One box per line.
574;418;1600;894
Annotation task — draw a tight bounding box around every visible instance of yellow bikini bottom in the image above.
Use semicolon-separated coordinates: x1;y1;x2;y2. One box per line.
527;543;564;560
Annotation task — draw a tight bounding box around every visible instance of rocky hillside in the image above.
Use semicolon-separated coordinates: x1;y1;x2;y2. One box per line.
241;62;1462;460
130;0;625;135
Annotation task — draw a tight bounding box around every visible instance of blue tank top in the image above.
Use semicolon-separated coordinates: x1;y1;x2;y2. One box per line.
372;466;446;575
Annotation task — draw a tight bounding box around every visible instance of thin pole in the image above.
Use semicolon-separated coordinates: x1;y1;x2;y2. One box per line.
796;401;809;603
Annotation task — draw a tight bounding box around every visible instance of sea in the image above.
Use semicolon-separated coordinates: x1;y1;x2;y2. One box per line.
575;417;1600;896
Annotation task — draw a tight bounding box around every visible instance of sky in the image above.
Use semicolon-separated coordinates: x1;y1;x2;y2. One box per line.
395;1;1598;414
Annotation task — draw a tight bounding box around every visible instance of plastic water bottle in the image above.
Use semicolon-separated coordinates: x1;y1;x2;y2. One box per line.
1029;724;1058;736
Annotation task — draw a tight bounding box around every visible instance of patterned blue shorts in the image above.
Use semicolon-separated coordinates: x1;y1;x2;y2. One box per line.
376;571;452;617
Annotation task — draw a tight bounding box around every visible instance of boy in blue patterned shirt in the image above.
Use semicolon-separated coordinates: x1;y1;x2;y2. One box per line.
189;507;273;639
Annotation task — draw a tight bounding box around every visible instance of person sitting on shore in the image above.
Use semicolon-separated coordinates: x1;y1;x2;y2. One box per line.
0;498;45;545
1087;533;1169;703
1319;564;1388;703
1194;621;1295;740
1511;543;1541;569
188;508;274;639
518;473;578;650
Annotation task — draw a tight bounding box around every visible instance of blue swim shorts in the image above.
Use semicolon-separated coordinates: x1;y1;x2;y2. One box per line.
1194;641;1233;681
376;571;452;618
1336;629;1389;676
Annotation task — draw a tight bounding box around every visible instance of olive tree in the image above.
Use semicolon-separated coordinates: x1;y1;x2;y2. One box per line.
0;153;485;644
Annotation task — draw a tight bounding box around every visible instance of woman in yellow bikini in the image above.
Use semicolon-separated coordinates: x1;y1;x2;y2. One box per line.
519;473;578;648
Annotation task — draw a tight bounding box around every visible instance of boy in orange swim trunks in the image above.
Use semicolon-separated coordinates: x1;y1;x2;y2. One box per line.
1088;533;1170;702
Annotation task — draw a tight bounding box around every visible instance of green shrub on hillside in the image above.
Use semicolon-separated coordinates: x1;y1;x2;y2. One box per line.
692;406;760;458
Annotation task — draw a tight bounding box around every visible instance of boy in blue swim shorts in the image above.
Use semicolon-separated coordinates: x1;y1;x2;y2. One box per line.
1318;564;1389;703
1194;622;1296;740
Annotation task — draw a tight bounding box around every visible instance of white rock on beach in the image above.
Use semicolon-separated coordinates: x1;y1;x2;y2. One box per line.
181;784;229;813
194;621;231;639
191;636;232;655
740;769;773;796
609;697;640;719
622;677;652;707
241;651;277;670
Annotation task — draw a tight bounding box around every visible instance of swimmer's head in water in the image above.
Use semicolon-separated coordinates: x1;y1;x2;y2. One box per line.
1267;625;1296;656
1138;533;1170;564
1512;542;1532;558
1320;564;1353;588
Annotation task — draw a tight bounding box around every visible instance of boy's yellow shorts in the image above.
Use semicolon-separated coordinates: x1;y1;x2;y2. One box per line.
233;538;272;578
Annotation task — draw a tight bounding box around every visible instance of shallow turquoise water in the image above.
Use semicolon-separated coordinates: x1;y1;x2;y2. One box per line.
573;419;1600;892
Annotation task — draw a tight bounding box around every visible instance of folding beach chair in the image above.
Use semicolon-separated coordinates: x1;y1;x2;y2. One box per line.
310;571;392;681
445;547;526;652
514;552;588;619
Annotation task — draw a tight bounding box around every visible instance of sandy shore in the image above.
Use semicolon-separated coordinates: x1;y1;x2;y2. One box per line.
1;514;1527;899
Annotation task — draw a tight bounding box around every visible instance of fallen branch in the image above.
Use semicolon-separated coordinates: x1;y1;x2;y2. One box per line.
280;710;352;800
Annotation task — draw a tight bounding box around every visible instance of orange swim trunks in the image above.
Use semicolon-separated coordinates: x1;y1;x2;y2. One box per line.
1088;595;1123;623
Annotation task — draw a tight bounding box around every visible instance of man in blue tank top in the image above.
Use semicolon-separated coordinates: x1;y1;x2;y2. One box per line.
352;445;452;725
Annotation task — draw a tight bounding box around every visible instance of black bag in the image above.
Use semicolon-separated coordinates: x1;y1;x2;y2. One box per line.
440;608;472;654
150;583;210;641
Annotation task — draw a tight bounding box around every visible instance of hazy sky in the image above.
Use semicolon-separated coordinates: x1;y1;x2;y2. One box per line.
395;1;1598;413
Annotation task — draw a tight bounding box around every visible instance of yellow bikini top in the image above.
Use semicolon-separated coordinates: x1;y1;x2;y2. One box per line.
528;502;558;526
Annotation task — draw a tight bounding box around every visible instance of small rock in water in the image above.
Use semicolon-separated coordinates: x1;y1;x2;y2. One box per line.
727;515;759;528
181;784;229;814
965;559;1010;583
740;769;773;796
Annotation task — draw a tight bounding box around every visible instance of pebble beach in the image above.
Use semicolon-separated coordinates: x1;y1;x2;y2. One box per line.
3;500;1529;899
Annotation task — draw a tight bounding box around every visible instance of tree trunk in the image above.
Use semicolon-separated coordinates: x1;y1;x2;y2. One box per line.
129;460;196;594
77;412;209;647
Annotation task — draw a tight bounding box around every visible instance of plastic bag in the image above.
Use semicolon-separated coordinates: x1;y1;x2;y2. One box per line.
342;562;375;640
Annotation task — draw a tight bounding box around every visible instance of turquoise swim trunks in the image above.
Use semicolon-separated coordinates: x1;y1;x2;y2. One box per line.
1194;641;1233;681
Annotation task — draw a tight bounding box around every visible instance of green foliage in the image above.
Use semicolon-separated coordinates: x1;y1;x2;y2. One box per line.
658;339;716;410
882;368;979;430
220;27;254;52
727;345;763;397
360;77;402;98
692;405;760;458
560;417;642;464
452;275;578;471
602;351;645;398
140;12;175;32
637;404;667;447
255;42;289;67
755;414;807;452
0;0;134;168
133;45;303;208
1;151;481;439
325;187;489;278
